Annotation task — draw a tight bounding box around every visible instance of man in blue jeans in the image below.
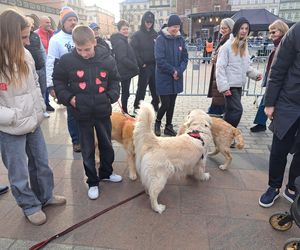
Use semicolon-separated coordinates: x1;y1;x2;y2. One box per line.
46;7;80;152
0;185;8;195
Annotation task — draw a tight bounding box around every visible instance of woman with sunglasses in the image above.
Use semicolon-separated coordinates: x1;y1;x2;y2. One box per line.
0;10;66;226
216;17;262;133
250;20;289;133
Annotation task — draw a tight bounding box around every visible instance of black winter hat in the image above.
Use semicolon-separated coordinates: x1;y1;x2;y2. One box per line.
232;17;250;37
167;14;181;27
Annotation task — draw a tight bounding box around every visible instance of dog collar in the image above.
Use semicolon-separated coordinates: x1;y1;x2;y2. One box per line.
187;130;204;146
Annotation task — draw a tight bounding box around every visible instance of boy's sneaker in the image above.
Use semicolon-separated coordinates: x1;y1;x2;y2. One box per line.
259;187;280;208
88;186;99;200
102;174;122;183
283;187;296;203
43;112;50;118
26;210;47;226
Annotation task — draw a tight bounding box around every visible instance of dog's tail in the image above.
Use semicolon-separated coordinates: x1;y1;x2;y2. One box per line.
133;101;157;150
233;128;244;150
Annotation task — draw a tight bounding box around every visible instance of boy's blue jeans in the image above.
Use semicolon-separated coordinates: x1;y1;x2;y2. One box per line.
0;127;54;216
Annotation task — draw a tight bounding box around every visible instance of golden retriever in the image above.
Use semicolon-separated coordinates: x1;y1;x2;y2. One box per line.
134;102;212;214
95;112;137;180
178;109;244;170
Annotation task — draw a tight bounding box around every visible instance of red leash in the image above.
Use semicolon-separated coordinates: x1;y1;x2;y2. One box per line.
29;190;145;250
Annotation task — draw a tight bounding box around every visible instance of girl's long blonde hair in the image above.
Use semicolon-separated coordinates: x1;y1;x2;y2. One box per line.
0;10;29;85
231;34;248;57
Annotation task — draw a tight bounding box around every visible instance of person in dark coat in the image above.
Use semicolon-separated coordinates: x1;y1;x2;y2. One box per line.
89;22;111;53
53;25;122;200
110;20;139;114
130;11;159;113
207;18;234;116
154;14;188;136
250;20;289;133
259;22;300;208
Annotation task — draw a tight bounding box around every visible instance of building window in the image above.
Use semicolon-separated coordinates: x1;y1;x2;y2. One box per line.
214;5;221;11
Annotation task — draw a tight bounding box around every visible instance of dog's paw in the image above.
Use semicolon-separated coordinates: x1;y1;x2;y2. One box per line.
219;165;227;171
200;172;210;181
154;204;166;214
129;173;137;181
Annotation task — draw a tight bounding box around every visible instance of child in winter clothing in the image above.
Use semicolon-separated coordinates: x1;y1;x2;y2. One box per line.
53;25;121;200
154;14;189;136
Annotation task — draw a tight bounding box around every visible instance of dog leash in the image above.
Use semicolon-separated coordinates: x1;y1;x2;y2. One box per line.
116;100;136;121
29;190;145;250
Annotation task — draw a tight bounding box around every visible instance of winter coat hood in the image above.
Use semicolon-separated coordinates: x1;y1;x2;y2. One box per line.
161;27;181;38
140;11;155;32
110;32;128;44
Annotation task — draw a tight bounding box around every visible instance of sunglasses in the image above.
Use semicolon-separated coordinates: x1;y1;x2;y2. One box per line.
269;31;277;35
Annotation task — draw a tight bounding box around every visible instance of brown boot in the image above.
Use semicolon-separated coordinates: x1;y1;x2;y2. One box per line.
47;195;66;206
27;210;46;226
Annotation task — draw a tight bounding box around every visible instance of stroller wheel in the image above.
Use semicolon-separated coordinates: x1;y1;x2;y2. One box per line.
284;238;300;250
269;213;293;231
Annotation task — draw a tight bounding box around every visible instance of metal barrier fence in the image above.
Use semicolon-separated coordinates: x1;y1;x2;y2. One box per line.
129;53;268;97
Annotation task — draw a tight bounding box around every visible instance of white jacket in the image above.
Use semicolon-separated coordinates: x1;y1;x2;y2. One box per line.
216;35;259;93
46;30;74;88
0;49;45;135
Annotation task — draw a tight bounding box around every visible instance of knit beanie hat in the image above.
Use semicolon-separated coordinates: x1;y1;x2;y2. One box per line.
60;6;78;26
232;17;250;37
220;18;235;31
167;14;181;27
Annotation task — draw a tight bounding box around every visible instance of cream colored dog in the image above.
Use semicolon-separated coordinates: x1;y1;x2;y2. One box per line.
178;109;244;170
133;102;212;214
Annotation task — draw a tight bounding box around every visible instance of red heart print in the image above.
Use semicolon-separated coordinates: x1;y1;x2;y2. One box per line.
95;78;102;85
100;71;106;78
77;70;84;78
79;82;86;90
99;86;105;93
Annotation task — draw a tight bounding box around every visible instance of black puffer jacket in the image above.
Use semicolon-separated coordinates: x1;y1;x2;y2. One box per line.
25;31;45;70
53;45;120;120
110;32;139;81
130;11;157;67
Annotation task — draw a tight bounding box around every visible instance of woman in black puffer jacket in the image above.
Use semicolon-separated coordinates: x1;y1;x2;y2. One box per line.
110;20;139;114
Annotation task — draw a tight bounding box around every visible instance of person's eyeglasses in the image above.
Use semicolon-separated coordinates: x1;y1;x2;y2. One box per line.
269;31;277;35
145;21;153;24
22;35;29;39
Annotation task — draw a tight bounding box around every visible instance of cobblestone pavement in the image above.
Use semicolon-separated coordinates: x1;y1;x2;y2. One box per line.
0;95;298;250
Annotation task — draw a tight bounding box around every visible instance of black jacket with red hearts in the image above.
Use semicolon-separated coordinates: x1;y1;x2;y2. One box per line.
53;45;120;120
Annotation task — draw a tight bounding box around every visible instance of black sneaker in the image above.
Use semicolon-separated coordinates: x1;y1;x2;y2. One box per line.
259;187;280;208
154;120;161;136
283;187;296;203
250;124;266;132
46;104;55;112
164;124;176;137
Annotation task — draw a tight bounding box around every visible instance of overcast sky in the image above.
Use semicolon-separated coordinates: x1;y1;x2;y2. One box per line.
84;0;123;21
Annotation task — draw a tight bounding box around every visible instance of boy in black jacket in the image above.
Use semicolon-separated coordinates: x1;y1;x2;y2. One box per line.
53;25;121;200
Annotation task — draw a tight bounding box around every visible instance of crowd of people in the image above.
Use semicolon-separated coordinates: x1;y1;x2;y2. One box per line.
0;6;299;227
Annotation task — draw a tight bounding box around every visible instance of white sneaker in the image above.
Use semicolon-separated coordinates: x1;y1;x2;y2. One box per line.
43;112;50;118
88;186;99;200
102;174;122;183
